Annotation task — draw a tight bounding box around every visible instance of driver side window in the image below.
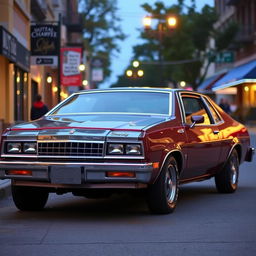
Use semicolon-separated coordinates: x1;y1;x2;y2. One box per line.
182;96;211;125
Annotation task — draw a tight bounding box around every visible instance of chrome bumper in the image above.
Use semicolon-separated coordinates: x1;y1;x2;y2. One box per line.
0;160;153;187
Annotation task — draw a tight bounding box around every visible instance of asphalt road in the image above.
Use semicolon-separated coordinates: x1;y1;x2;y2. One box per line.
0;135;256;256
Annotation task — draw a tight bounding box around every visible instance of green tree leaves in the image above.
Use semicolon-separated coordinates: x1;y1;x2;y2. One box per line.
112;1;236;90
79;0;126;81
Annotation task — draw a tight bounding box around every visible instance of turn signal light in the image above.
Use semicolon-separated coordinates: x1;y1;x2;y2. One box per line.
153;162;159;169
106;171;135;178
6;170;32;176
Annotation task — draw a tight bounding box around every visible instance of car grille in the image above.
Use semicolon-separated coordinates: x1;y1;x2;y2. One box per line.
38;142;104;157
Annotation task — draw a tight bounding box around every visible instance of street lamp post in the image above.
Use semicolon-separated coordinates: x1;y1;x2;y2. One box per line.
126;60;144;85
142;14;178;86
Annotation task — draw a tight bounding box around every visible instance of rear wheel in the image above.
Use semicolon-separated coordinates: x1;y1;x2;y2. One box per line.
147;157;179;214
12;186;49;211
215;150;239;193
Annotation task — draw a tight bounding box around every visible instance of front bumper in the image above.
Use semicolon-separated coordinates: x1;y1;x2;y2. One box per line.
0;160;153;189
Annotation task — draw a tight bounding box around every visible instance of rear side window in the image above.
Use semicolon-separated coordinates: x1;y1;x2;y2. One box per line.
181;96;211;125
204;98;222;124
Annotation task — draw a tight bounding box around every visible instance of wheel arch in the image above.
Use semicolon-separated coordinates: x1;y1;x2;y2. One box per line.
170;150;184;174
229;143;242;164
153;149;184;184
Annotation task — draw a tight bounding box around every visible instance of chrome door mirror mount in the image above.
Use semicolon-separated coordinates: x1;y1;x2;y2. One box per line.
190;115;204;128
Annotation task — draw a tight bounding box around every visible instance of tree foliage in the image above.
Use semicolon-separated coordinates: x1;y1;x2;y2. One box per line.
112;1;237;90
79;0;126;82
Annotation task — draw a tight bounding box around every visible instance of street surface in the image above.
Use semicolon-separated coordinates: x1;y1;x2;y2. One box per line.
0;135;256;256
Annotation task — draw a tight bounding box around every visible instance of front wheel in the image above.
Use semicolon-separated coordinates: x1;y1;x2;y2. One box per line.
12;186;49;211
215;150;239;193
147;157;179;214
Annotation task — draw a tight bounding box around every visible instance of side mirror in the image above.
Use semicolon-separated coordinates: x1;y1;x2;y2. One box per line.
190;115;204;128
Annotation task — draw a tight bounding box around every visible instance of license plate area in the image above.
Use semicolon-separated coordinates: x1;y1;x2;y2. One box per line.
50;166;82;184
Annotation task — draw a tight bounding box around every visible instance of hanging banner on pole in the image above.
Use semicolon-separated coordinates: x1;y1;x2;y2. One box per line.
61;48;82;86
30;23;60;66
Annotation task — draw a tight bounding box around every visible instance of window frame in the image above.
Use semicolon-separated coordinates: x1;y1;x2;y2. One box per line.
178;92;222;126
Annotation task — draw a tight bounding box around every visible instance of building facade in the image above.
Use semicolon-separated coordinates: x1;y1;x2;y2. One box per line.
200;0;256;121
0;0;31;130
0;0;83;132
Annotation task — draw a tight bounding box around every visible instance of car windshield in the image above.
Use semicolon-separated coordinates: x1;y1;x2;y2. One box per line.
49;91;171;115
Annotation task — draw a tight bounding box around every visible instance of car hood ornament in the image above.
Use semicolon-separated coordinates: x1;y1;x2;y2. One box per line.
69;129;76;134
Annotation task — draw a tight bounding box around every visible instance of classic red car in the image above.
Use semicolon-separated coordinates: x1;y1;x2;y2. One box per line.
0;88;254;214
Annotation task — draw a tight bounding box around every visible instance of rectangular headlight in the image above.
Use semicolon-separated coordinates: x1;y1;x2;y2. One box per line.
7;142;22;153
107;144;124;155
126;144;142;155
23;143;37;153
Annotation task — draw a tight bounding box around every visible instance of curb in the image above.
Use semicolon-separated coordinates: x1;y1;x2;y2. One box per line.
0;180;11;200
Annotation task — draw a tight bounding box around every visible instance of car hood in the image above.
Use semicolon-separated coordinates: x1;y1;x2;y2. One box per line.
6;114;169;140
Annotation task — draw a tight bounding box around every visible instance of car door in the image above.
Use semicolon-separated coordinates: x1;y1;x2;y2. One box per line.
179;93;221;180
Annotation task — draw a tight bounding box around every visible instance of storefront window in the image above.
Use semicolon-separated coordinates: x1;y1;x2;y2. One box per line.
14;67;28;121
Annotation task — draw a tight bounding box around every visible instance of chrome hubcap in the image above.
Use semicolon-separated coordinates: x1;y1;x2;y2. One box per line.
230;155;238;187
165;165;177;203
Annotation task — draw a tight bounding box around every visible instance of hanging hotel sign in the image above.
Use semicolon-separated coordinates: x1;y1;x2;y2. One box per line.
61;48;82;86
30;23;60;66
0;26;17;62
91;58;104;82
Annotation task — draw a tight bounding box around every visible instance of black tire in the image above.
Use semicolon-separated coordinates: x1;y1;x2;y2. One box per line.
12;186;49;211
147;156;179;214
215;150;239;193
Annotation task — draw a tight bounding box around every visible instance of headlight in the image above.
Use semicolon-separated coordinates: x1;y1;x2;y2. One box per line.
23;143;37;153
108;144;124;155
107;143;142;156
7;142;22;153
126;144;142;155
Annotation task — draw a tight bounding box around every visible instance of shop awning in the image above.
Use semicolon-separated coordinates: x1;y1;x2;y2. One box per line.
212;60;256;91
197;72;226;91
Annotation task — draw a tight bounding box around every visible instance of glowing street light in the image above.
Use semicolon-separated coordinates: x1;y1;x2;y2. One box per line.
126;70;133;77
143;16;152;29
132;60;140;68
46;74;52;83
167;16;177;28
82;80;88;86
137;70;144;77
180;81;186;87
79;64;86;71
52;86;58;93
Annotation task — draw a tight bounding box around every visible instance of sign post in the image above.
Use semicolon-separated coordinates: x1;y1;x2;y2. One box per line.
215;51;234;63
60;47;82;87
30;23;60;65
30;17;61;102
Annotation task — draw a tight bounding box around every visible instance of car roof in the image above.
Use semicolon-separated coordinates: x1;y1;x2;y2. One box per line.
75;87;186;95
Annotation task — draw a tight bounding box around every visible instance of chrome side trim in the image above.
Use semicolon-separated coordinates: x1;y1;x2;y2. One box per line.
0;160;152;167
13;180;148;189
201;95;224;125
176;92;186;124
